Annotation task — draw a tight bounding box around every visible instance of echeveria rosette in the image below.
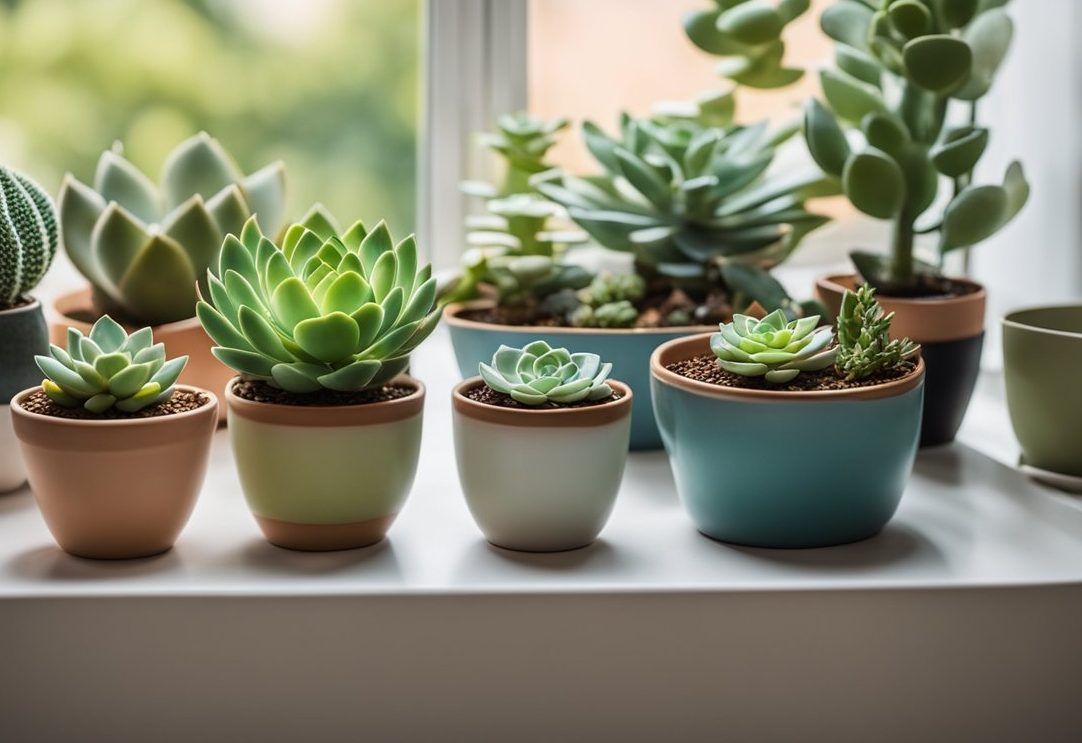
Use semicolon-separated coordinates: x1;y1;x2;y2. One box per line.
57;132;287;326
197;216;440;394
0;164;58;307
710;309;836;383
35;316;187;413
479;341;614;405
835;284;919;381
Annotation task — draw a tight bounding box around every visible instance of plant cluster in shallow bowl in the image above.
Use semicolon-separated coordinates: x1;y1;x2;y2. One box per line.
198;214;440;551
10;317;218;558
452;340;632;552
651;284;924;548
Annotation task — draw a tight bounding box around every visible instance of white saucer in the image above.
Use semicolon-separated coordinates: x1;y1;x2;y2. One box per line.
1019;458;1082;494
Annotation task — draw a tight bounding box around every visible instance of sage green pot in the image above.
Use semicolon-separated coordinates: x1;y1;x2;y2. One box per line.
1002;305;1082;478
651;334;925;548
226;377;425;551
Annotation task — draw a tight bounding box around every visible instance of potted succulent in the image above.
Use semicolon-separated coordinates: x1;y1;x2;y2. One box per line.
805;0;1028;445
197;216;440;551
54;132;287;414
452;341;632;552
651;285;923;548
1;165;58;492
448;109;835;449
1002;305;1082;488
10;317;217;558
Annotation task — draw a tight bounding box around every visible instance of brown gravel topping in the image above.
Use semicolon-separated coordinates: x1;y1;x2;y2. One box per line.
232;379;415;407
667;353;917;392
464;383;620;410
19;389;210;420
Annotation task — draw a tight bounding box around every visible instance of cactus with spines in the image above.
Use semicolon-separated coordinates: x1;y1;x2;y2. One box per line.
0;165;59;308
805;0;1028;292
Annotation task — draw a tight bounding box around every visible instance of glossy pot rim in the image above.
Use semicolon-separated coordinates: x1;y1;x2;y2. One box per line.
453;377;633;428
0;296;42;317
650;333;925;402
225;376;425;427
443;300;716;336
11;383;218;428
1001;304;1082;341
51;286;201;334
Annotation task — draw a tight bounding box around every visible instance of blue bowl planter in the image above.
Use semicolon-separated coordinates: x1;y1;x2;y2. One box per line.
444;302;713;450
650;334;925;548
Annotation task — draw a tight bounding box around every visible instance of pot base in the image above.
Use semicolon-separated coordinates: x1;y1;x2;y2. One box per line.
62;543;174;561
255;514;396;552
697;526;885;550
487;537;596;553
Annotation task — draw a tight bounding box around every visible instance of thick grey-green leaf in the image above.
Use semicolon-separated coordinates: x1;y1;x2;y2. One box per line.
955;9;1013;100
820;69;886;122
804;99;850;177
930;127;988;177
902;35;972;94
842;148;905;219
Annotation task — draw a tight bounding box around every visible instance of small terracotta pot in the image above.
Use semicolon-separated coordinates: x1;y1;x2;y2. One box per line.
49;287;231;424
11;385;218;559
1;298;49;492
226;377;425;551
816;273;985;447
452;378;632;552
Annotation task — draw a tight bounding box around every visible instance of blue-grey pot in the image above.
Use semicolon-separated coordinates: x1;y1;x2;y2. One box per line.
651;334;925;548
445;302;714;450
1;298;49;403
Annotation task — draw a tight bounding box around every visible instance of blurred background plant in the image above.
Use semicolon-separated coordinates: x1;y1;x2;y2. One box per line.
0;0;418;233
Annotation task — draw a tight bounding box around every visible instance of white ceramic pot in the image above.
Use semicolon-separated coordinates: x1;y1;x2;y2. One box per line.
0;404;26;492
452;378;632;552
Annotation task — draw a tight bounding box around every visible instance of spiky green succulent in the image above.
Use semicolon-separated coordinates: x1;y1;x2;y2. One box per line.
805;0;1028;290
35;316;187;413
711;309;836;383
836;284;919;380
685;0;812;89
0;165;58;307
58;132;287;327
197;216;439;394
537;112;835;312
479;341;614;406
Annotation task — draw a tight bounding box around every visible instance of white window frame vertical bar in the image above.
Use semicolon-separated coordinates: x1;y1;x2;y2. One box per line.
419;0;528;272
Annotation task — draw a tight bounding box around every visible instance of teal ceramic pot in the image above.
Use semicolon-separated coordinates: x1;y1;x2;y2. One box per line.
1;298;49;492
1002;305;1082;478
651;334;925;548
444;301;713;450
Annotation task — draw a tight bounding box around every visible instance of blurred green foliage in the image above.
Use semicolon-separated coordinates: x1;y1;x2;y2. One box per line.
0;0;418;233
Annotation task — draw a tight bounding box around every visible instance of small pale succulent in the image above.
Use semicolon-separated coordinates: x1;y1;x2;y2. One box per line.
197;216;439;394
0;165;58;307
836;284;919;380
579;273;645;307
35;316;187;413
571;301;638;329
479;341;614;405
711;309;836;383
58;132;287;326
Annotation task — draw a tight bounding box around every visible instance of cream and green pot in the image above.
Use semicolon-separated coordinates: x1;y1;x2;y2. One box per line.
452;378;632;552
226;377;425;551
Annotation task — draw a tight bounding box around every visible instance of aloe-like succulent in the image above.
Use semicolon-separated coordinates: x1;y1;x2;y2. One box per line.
805;0;1028;291
836;284;919;380
58;132;287;326
479;341;614;405
685;0;812;89
35;316;187;413
0;165;58;307
197;216;439;394
537;112;835;312
710;309;836;383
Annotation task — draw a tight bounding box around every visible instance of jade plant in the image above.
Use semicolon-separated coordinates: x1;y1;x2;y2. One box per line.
537;112;836;318
197;216;439;393
836;283;919;379
445;113;588;307
58;132;287;326
479;341;613;405
35;316;187;413
805;0;1028;293
1;165;58;308
710;309;836;383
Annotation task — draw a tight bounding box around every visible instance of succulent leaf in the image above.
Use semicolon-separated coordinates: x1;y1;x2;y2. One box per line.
835;284;919;379
710;311;836;383
478;341;614;405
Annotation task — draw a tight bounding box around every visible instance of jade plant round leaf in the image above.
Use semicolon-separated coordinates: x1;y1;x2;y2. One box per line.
930;127;989;178
842;149;905;219
888;0;931;39
804;99;850;177
902;35;972;94
479;340;614;405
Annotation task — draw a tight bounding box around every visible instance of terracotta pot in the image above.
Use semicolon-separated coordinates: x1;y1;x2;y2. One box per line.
226;377;425;551
651;334;924;548
11;385;218;559
452;378;632;552
49;287;231;424
1;298;49;491
816;274;984;447
444;300;713;451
